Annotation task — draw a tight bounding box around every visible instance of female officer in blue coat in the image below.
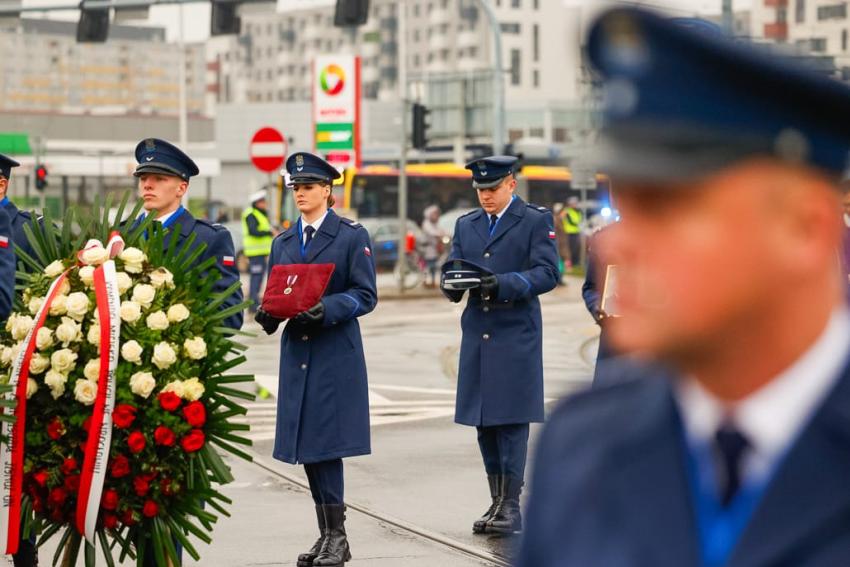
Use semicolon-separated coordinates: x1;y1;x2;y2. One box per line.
255;152;377;567
441;156;559;536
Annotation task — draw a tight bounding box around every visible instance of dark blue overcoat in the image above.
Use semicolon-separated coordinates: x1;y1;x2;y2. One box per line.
4;199;38;267
449;197;559;426
270;210;377;464
0;207;15;320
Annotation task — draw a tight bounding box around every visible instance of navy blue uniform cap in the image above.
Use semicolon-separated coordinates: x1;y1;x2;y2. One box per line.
587;8;850;180
440;258;493;290
0;154;20;180
286;152;341;186
133;138;199;181
465;156;518;189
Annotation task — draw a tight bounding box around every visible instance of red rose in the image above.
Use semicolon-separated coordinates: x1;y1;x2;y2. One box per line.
112;404;137;429
158;392;181;412
182;401;206;428
60;457;78;475
32;496;44;513
121;508;137;526
101;489;119;511
103;513;118;530
133;476;150;497
153;426;176;447
32;470;48;487
127;431;146;454
142;500;159;518
180;429;205;453
63;475;80;491
47;418;65;440
110;455;130;478
48;487;67;506
160;478;178;496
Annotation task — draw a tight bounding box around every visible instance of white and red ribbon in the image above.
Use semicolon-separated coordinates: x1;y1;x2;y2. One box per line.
0;270;70;554
76;231;125;265
76;258;121;541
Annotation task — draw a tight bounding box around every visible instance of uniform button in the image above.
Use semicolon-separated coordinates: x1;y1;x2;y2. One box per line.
483;252;491;258
302;335;309;341
483;307;490;312
482;333;490;340
300;363;307;370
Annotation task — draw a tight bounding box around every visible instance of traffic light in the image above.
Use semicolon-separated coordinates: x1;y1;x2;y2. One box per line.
35;165;48;191
334;0;369;27
76;4;109;43
411;103;430;150
211;0;241;36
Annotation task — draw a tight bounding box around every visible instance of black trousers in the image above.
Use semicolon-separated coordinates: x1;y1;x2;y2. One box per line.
476;424;530;480
304;459;344;505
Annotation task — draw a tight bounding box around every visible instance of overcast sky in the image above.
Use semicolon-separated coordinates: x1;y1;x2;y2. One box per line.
23;0;751;43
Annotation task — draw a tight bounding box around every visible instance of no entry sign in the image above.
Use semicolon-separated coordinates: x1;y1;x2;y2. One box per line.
250;127;287;173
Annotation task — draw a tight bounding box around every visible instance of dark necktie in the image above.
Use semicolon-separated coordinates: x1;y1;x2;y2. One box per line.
488;214;499;236
714;424;750;507
304;225;315;248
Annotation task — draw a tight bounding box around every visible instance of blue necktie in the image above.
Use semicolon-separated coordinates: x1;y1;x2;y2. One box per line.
304;226;315;248
488;214;498;236
714;424;750;507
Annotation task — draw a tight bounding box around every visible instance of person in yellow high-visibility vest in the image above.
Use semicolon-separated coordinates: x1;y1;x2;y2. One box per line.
562;196;583;268
242;190;276;314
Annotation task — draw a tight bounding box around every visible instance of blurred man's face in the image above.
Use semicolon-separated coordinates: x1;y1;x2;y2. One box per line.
255;198;267;211
600;160;839;362
477;176;515;215
137;173;187;216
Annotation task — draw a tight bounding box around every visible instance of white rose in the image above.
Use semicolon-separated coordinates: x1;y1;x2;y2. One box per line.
119;301;142;323
119;247;146;273
146;310;169;331
167;304;190;323
73;379;97;405
0;347;13;367
44;370;67;399
35;327;53;351
28;296;44;315
55;317;82;346
115;272;132;295
4;313;13;332
48;294;67;317
152;342;177;370
183;337;207;360
161;380;185;399
58;279;71;296
121;340;143;364
78;265;95;287
81;246;109;266
28;353;49;375
149;267;174;289
65;292;90;321
11;315;34;341
83;359;100;382
26;378;37;399
87;323;100;346
129;371;156;399
181;377;205;401
51;348;78;374
131;284;156;309
44;260;65;278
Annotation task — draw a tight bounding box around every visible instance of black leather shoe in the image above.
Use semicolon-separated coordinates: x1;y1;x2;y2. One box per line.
312;504;351;567
472;475;501;534
297;505;326;567
487;476;523;535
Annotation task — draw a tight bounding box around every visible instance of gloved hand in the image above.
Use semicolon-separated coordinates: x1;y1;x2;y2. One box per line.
293;302;325;325
255;309;283;335
480;274;499;301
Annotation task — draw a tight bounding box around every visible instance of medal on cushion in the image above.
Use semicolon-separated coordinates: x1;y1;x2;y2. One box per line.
284;275;298;295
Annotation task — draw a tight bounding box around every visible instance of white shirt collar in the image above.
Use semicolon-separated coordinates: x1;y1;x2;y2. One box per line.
145;207;182;226
676;308;850;481
301;211;329;244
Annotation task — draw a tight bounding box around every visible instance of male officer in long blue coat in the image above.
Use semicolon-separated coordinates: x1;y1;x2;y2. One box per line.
442;156;559;536
0;154;37;268
132;138;243;331
517;8;850;567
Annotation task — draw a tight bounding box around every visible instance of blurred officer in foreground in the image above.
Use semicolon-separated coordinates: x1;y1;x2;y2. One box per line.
841;179;850;282
255;152;377;567
517;8;850;567
442;156;559;536
133;138;243;332
242;190;276;314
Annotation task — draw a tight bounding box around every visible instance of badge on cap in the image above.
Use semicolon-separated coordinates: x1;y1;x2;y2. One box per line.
296;154;304;166
145;139;156;151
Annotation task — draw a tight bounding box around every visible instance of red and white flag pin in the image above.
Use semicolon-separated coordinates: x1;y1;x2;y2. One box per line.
222;256;235;266
0;236;8;248
364;247;372;257
548;231;556;240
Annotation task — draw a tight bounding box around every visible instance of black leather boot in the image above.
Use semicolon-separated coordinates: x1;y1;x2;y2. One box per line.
312;504;351;567
487;476;523;535
472;475;501;534
297;505;326;567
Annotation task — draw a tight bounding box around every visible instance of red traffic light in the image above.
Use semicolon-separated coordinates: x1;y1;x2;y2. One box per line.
35;164;48;190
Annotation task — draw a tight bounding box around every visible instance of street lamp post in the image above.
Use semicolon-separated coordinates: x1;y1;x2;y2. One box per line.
474;0;505;155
